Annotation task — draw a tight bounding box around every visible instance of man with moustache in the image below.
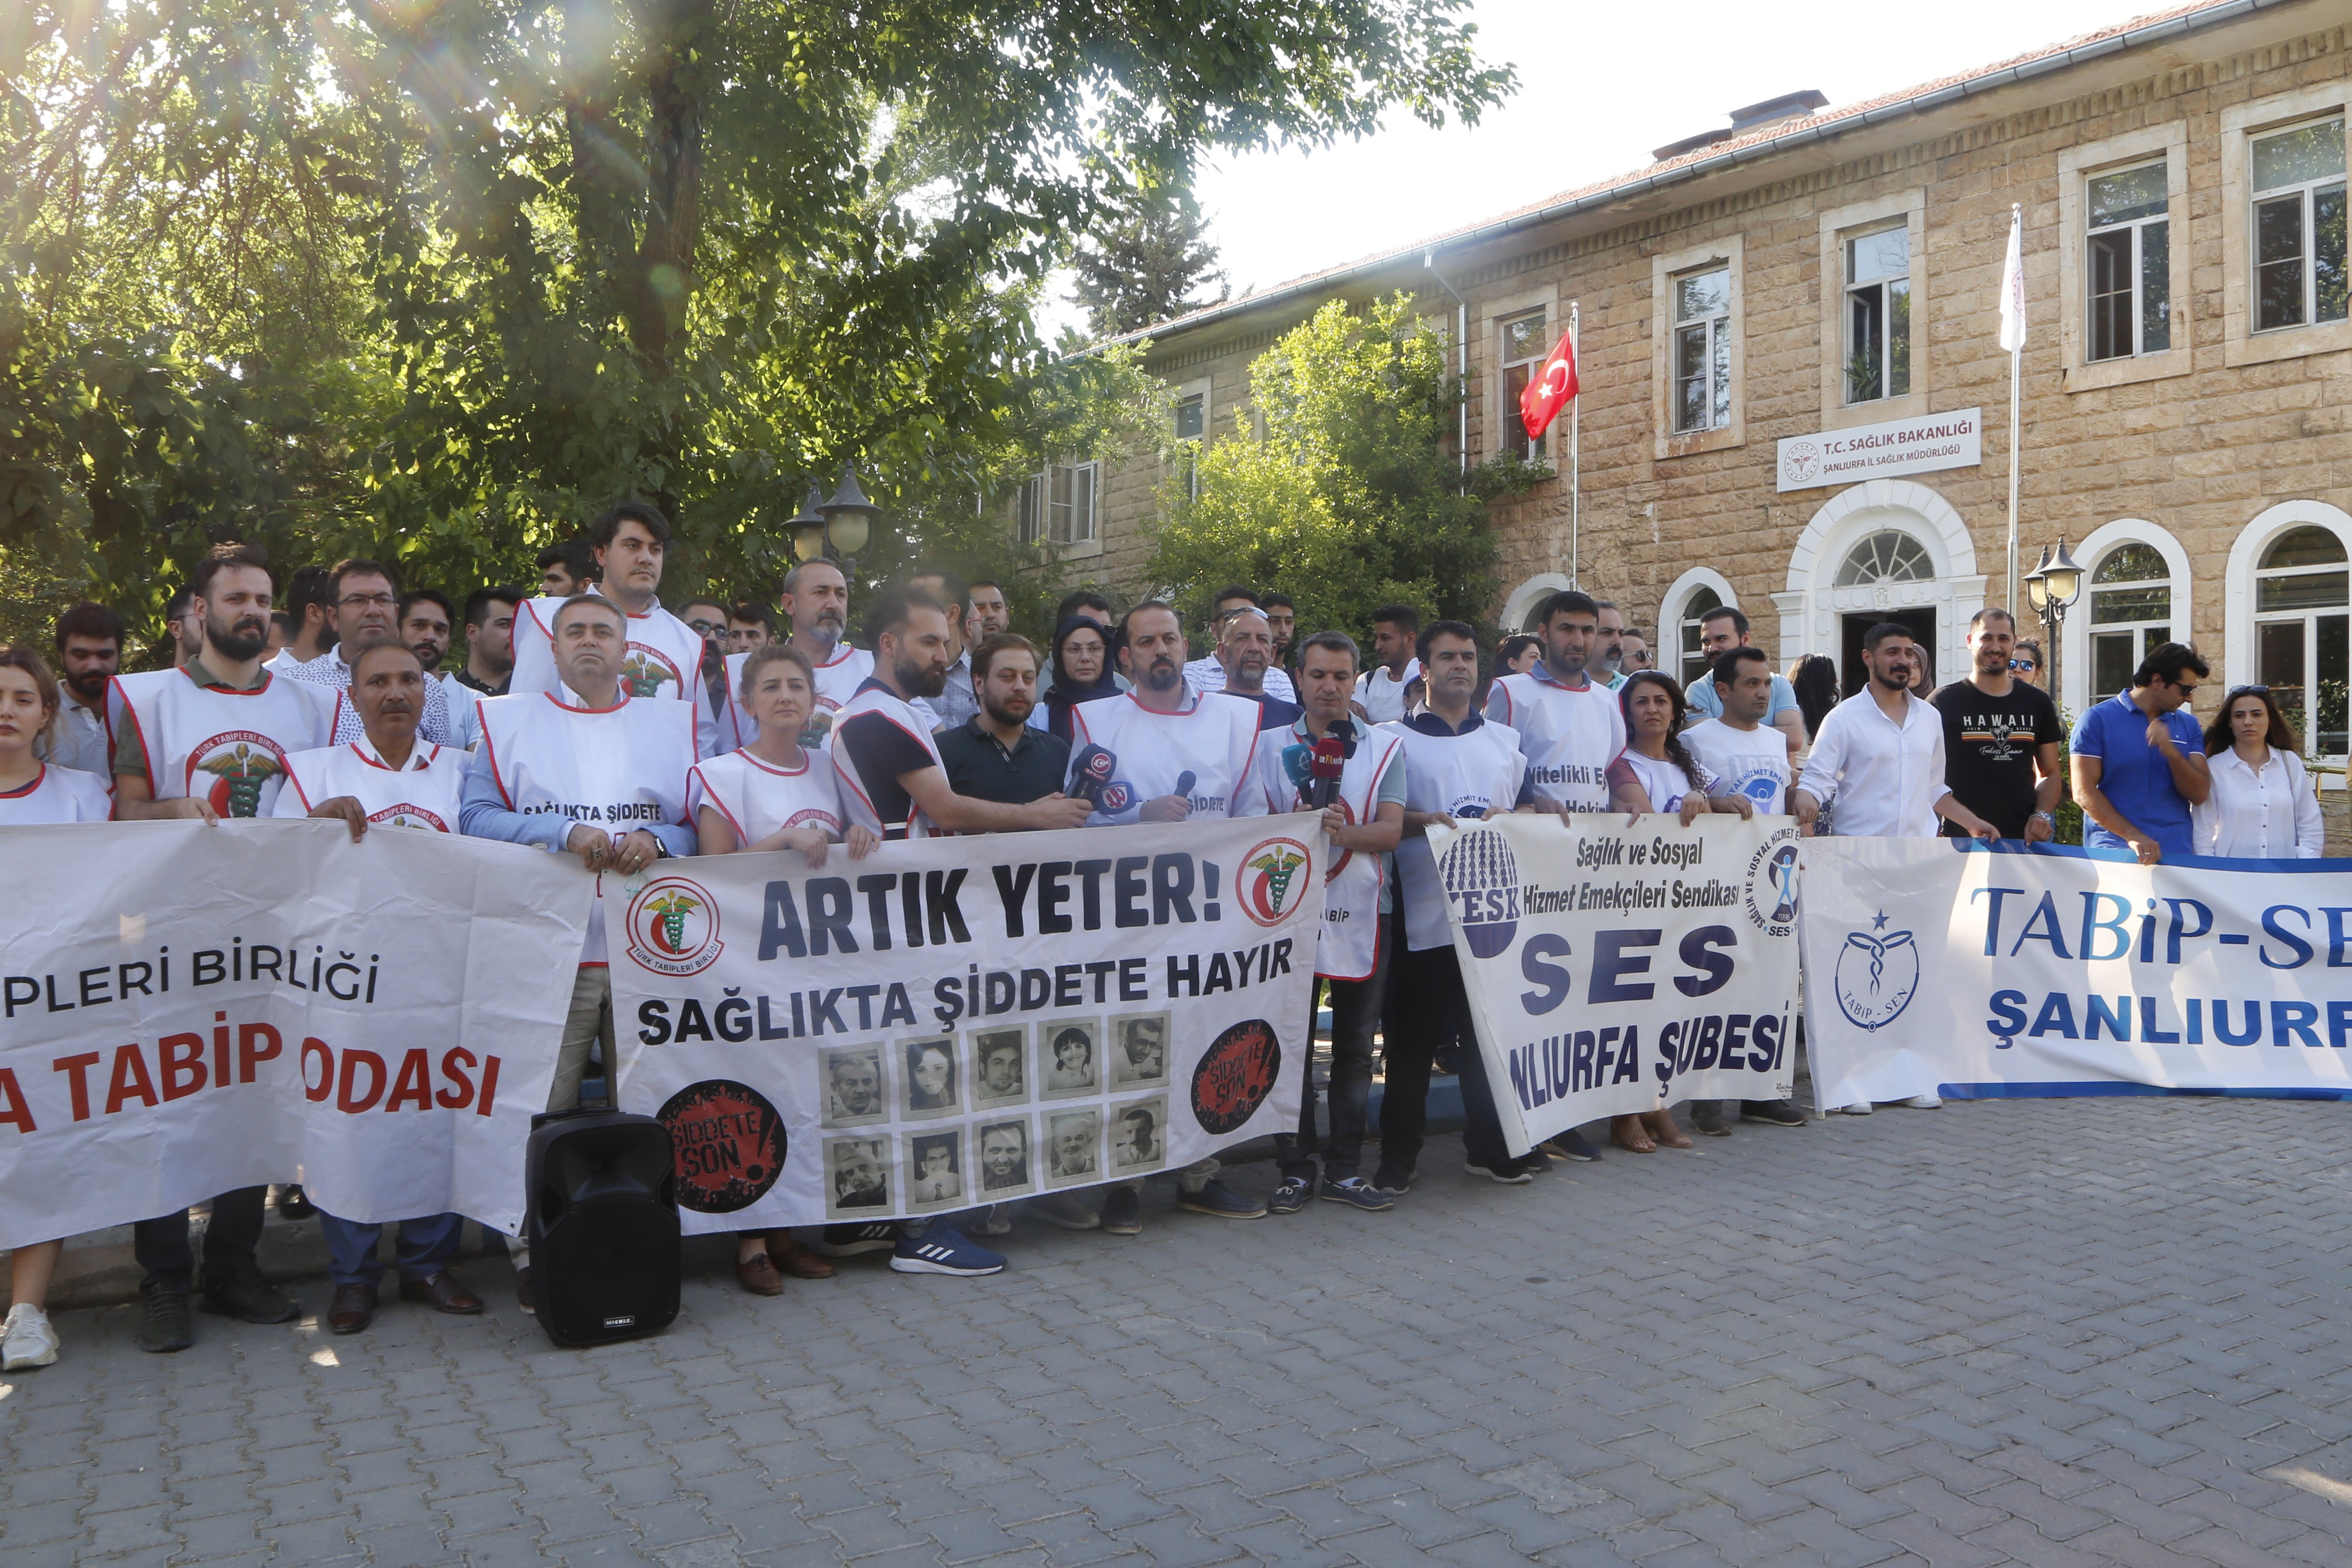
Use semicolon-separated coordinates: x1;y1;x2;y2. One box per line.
907;566;981;731
48;601;124;777
1592;599;1630;690
399;590;455;678
444;586;521;751
828;1052;885;1120
1070;600;1271;1232
109;543;340;1352
979;1124;1031;1192
938;634;1071;806
966;578;1012;643
1215;607;1302;730
1484;589;1624;825
975;1037;1025;1100
721;558;870;750
279;559;458;748
265;565;339;675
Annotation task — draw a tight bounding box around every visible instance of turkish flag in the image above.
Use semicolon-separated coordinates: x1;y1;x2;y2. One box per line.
1518;328;1578;443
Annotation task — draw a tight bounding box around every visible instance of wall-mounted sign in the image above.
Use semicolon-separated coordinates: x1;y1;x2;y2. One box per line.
1776;407;1982;493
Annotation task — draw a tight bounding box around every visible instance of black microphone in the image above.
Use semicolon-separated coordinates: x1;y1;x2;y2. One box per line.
1069;744;1118;807
1327;717;1359;757
1173;770;1196;803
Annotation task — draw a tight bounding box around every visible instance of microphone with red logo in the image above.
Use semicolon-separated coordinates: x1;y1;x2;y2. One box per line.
1069;744;1119;808
1307;735;1346;810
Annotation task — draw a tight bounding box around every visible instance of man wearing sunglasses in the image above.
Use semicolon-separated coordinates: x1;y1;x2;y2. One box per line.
2070;642;2212;865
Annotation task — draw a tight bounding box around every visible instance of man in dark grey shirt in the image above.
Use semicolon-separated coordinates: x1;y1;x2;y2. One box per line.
936;635;1070;804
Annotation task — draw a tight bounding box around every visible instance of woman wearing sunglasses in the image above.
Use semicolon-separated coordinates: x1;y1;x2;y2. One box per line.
2195;684;2323;858
2009;641;2044;687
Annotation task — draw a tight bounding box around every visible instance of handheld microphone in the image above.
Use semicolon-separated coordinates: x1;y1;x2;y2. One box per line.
1327;717;1358;756
1307;734;1346;810
1173;770;1197;805
1069;744;1118;807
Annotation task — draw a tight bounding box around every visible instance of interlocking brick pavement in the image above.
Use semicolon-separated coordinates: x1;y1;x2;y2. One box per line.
7;1096;2352;1566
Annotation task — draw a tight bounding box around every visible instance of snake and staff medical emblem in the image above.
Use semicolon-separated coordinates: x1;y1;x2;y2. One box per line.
1833;910;1918;1031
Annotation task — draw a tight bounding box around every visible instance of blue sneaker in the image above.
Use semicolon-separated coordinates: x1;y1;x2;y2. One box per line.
1319;1177;1394;1212
890;1219;1006;1276
1175;1179;1266;1218
817;1223;898;1257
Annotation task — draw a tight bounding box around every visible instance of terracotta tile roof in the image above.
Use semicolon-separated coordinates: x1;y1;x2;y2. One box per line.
1109;0;2269;347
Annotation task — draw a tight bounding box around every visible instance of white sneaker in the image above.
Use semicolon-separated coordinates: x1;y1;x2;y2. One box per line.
1902;1093;1943;1109
1837;1101;1874;1115
3;1303;59;1370
972;1204;1013;1237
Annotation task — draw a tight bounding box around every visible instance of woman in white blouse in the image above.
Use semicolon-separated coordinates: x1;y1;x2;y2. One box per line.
2195;685;2323;858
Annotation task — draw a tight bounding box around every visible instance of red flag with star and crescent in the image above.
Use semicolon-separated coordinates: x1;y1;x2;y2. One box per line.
1518;328;1578;443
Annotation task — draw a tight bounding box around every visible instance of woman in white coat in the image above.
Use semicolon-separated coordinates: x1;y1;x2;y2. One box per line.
2195;684;2323;858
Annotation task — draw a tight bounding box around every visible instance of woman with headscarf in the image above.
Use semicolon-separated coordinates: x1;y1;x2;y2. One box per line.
1035;615;1119;742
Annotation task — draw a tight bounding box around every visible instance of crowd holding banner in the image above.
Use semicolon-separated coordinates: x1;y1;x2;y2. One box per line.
0;497;2333;1381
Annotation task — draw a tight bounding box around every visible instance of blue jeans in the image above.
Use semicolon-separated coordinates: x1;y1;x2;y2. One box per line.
320;1212;464;1288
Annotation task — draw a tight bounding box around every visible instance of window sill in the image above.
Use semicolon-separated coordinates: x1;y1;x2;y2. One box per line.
1051;537;1106;561
2063;344;2193;393
2224;317;2352;369
1821;391;1927;431
1655;423;1744;461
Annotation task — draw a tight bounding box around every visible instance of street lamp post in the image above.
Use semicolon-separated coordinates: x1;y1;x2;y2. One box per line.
784;464;884;581
2021;536;2085;699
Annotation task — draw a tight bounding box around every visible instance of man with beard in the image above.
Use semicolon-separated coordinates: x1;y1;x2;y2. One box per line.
1484;590;1624;824
1592;599;1630;690
979;1124;1030;1192
975;1036;1025;1100
1214;607;1301;730
162;587;202;669
1931;608;2063;843
722;558;870;750
828;1051;884;1120
725;603;772;654
508;502;720;758
908;565;981;731
108;544;338;1353
822;585;1089;1278
264;565;338;675
444;585;521;751
966;578;1012;643
1069;600;1271;1232
279;559;458;748
47;601;124;777
938;635;1070;807
399;590;455;678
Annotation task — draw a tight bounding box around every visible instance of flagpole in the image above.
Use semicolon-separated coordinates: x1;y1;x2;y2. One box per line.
1569;299;1580;590
2003;202;2023;618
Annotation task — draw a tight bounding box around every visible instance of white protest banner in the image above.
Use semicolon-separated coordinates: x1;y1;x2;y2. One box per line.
0;820;590;1251
1433;812;1802;1155
1801;839;2352;1105
610;816;1321;1232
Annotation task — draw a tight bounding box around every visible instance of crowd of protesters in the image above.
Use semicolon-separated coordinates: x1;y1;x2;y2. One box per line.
0;500;2313;1374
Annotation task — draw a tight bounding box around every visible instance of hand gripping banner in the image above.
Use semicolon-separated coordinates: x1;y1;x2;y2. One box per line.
0;820;591;1250
1802;839;2352;1106
609;816;1321;1232
1433;813;1803;1155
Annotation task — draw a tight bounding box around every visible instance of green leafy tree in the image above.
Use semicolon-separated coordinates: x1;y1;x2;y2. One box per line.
1145;292;1537;647
2;1;1510;646
1070;185;1227;339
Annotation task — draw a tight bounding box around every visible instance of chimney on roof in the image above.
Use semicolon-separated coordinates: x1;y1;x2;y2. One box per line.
1651;89;1827;163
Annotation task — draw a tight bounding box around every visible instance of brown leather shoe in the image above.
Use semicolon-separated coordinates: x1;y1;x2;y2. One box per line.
328;1282;377;1335
399;1270;485;1315
767;1234;835;1280
736;1251;786;1296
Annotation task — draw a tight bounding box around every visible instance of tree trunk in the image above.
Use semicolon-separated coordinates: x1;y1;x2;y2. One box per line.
630;0;709;374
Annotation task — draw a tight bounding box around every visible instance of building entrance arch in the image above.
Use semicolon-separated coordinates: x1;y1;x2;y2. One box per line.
1770;479;1985;694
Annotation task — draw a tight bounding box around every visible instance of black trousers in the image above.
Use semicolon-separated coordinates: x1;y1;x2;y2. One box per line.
1378;943;1511;1173
135;1186;268;1293
1276;916;1391;1184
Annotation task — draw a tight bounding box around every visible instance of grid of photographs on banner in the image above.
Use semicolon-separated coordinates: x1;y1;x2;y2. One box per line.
817;1010;1173;1219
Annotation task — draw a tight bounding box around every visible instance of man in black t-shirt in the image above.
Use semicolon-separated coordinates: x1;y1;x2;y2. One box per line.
1930;608;2064;841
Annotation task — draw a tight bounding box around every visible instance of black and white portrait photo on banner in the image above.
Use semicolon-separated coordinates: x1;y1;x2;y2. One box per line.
1110;1097;1167;1173
823;1137;893;1220
976;1118;1035;1198
1045;1109;1102;1186
904;1128;966;1211
1110;1011;1171;1088
902;1035;961;1119
1040;1018;1098;1098
971;1025;1028;1106
821;1044;889;1128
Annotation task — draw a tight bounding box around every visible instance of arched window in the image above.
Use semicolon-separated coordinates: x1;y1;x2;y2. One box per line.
1833;530;1933;586
1677;586;1722;689
2255;525;2350;753
2086;542;2172;697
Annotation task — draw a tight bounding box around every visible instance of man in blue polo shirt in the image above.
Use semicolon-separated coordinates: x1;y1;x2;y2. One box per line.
2071;642;2211;864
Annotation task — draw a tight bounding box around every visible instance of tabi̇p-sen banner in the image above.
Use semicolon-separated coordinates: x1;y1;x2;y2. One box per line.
0;821;590;1251
1802;839;2352;1106
609;815;1322;1231
1433;813;1803;1155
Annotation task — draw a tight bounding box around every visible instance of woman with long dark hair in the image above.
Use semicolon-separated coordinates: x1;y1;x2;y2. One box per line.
1036;616;1118;742
1787;654;1840;743
2196;684;2322;857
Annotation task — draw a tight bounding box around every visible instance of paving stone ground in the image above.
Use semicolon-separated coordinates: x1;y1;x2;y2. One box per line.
7;1095;2352;1567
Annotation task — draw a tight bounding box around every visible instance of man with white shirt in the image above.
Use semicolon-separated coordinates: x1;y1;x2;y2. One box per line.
274;638;484;1332
1793;622;1996;1115
461;594;698;1312
264;565;338;675
1484;589;1625;820
1352;603;1421;722
278;559;458;748
48;601;122;777
1185;586;1298;704
444;586;520;751
1684;606;1805;759
1072;600;1273;1232
721;559;872;750
1680;645;1807;1136
507;502;720;757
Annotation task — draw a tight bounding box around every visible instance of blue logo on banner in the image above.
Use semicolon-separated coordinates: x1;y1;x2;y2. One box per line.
1440;827;1521;959
1834;911;1918;1031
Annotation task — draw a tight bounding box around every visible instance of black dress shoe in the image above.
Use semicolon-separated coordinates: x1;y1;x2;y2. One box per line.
274;1183;316;1221
399;1270;485;1315
328;1282;377;1335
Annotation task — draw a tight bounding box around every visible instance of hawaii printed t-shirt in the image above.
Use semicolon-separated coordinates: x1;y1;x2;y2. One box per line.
1930;679;2063;840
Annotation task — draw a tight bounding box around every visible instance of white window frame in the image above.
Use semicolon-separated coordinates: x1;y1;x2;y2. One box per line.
1841;225;1913;408
2085;161;2172;363
2060;123;2191;393
1016;461;1099;548
2061;521;2191;713
1816;191;1927;428
1496;307;1549;463
1170;376;1210;501
1649;236;1744;460
2222;84;2352;369
1659;567;1739;692
2248;117;2347;336
2225;501;2352;768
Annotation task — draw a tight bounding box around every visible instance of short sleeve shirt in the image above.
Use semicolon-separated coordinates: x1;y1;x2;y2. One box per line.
2072;691;2203;859
1930;679;2063;839
1687;671;1800;722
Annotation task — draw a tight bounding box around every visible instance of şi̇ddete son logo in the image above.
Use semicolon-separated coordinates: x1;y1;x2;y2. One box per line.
625;876;725;976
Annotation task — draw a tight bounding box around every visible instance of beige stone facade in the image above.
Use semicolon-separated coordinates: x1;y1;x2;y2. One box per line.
1031;0;2352;749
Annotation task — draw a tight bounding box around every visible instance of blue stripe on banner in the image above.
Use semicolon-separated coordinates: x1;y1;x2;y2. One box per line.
1945;840;2348;874
1941;1081;2352;1101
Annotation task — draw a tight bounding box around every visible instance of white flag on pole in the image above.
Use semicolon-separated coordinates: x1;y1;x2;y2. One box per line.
1998;204;2026;353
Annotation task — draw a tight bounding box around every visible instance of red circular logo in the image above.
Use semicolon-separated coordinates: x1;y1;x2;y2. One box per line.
1236;836;1314;928
658;1079;785;1214
1190;1018;1282;1135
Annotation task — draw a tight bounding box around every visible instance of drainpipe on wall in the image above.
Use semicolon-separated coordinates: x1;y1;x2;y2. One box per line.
1424;253;1469;486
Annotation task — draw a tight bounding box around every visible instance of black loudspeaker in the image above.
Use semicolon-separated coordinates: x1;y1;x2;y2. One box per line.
526;1109;681;1347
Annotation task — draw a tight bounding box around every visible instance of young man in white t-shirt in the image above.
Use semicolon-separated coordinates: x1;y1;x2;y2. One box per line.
1679;644;1808;1136
1351;603;1422;723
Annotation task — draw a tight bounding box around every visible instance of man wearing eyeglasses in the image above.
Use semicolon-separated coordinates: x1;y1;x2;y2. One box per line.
2070;642;2212;865
279;558;457;746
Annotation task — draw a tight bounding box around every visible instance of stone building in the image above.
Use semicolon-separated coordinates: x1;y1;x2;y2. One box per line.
1018;0;2352;752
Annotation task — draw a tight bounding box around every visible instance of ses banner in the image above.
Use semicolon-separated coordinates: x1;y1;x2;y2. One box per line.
0;821;590;1251
1434;813;1802;1156
610;816;1321;1232
1802;839;2352;1105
